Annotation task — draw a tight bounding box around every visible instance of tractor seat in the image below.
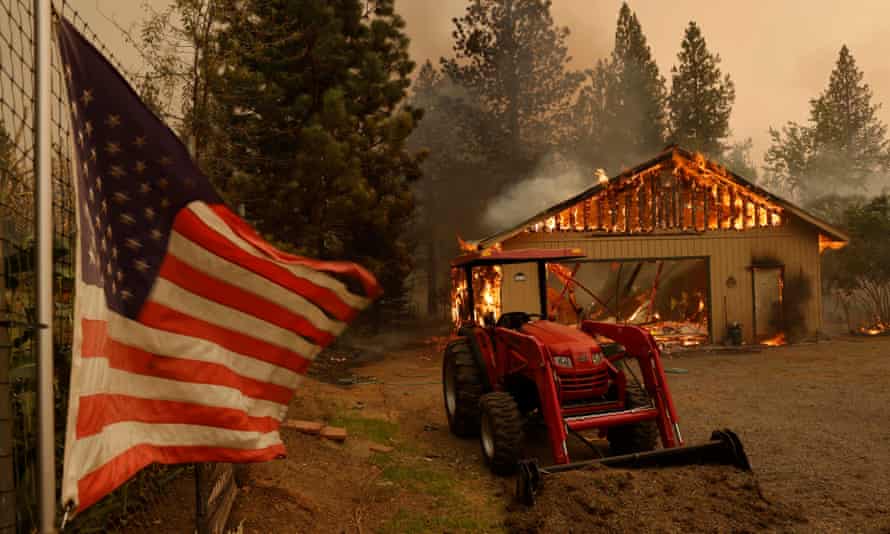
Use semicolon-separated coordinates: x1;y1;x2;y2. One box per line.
496;311;535;330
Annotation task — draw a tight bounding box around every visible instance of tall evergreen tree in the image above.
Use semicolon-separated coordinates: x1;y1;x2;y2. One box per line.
571;2;667;173
409;61;487;314
211;0;424;315
610;3;668;156
442;0;582;174
669;21;735;157
765;45;890;201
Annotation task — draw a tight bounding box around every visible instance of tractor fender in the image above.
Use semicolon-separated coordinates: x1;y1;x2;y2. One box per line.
457;326;495;392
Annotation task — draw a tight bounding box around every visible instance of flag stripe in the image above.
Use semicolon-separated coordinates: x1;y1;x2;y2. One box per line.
138;301;312;374
76;442;285;512
210;204;382;300
69;422;284;491
74;357;287;420
80;320;293;406
160;252;335;347
78;304;301;389
149;277;320;361
177;204;363;320
196;203;372;309
167;231;346;337
77;394;280;439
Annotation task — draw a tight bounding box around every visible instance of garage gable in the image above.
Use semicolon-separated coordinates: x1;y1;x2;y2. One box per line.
474;146;849;249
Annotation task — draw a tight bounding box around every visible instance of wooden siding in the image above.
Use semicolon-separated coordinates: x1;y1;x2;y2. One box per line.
500;216;822;344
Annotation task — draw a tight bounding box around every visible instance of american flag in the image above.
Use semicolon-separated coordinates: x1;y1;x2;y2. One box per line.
56;17;381;513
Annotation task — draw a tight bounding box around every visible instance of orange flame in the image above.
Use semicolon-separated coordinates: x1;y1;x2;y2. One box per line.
450;264;502;327
457;235;475;252
761;332;787;346
819;234;846;253
859;321;887;336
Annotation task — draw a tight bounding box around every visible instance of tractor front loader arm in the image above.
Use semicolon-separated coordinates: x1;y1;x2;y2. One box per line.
580;321;683;448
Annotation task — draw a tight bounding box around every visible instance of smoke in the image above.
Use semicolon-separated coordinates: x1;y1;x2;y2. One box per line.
482;156;598;232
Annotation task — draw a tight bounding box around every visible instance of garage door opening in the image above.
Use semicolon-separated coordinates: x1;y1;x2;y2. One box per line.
547;258;711;347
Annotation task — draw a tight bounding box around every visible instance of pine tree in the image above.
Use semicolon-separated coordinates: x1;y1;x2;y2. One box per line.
441;0;582;172
669;21;735;157
211;0;424;316
611;2;668;155
571;2;667;173
765;45;890;200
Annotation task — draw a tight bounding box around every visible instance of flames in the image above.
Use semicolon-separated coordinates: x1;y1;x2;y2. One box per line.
450;252;502;328
859;321;888;336
450;269;468;326
523;150;784;236
819;234;846;254
761;332;787;346
473;265;502;323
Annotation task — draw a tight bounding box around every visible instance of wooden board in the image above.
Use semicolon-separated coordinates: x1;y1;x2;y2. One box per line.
198;463;238;534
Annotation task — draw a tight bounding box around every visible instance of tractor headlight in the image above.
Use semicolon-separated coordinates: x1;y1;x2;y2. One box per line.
553;356;573;368
592;351;603;364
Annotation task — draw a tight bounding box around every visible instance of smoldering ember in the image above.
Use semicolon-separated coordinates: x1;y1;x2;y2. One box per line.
4;2;890;534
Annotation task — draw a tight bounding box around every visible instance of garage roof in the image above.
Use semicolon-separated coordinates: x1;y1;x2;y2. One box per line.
473;146;850;250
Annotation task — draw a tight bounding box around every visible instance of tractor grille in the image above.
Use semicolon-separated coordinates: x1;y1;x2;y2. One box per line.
559;369;610;393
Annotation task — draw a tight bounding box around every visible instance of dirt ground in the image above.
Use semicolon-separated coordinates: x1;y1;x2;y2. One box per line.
125;329;890;533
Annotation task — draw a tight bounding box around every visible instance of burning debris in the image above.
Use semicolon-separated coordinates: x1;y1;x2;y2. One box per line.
819;233;846;253
526;151;786;235
761;332;787;346
858;321;888;336
547;259;711;348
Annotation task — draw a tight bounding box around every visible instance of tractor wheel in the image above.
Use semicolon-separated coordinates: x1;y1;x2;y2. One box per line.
443;338;485;437
479;392;523;475
608;384;659;456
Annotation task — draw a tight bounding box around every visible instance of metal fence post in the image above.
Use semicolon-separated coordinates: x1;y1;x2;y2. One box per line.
34;0;56;532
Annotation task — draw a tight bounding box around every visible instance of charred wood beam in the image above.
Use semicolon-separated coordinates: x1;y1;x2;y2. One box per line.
624;262;643;297
624;191;631;233
597;194;604;230
701;182;707;230
648;260;664;321
652;173;660;230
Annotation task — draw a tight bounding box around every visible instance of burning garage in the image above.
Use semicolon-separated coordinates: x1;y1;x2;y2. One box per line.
454;146;850;346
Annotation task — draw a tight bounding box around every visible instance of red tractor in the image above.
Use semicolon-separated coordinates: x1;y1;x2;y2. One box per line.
443;248;749;504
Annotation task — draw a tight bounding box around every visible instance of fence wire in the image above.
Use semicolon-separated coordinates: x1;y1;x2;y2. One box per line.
0;2;148;531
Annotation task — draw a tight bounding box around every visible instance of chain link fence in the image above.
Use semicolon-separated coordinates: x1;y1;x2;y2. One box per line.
0;2;187;531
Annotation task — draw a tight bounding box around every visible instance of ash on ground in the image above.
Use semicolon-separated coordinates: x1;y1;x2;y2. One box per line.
307;344;383;385
507;464;806;534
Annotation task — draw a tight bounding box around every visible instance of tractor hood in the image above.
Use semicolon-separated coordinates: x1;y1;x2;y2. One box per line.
520;321;602;358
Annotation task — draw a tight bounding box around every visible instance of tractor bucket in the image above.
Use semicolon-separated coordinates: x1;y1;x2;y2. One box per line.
516;429;751;506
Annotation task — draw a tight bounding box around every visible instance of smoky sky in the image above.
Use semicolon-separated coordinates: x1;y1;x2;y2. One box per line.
86;0;890;164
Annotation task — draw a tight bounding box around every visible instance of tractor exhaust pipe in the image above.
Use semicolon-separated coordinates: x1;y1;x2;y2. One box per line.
516;429;751;506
